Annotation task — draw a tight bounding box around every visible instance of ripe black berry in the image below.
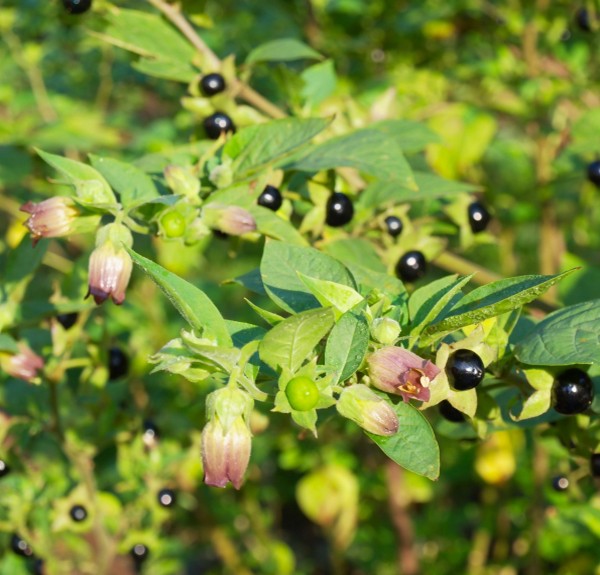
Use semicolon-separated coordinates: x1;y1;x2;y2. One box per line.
587;160;600;187
200;73;226;97
142;420;160;449
552;368;594;415
203;112;235;140
591;453;600;477
69;504;88;522
576;7;592;32
11;534;33;557
438;400;466;422
551;475;569;492
257;185;283;211
467;201;491;233
395;250;427;283
157;488;176;508
446;349;485;391
0;459;10;478
384;215;403;237
325;192;354;227
62;0;92;14
131;543;150;564
108;347;129;380
56;312;78;330
31;559;44;575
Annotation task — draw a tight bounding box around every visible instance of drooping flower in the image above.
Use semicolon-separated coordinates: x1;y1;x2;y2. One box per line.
336;384;399;436
20;197;79;244
202;203;256;236
366;346;440;403
0;344;44;382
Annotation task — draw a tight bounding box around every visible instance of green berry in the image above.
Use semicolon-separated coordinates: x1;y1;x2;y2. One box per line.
160;211;186;238
285;376;320;411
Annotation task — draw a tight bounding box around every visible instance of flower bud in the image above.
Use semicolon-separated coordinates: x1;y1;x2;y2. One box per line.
366;346;439;403
207;387;253;432
336;384;398;436
370;317;401;344
87;224;133;305
164;165;200;202
202;203;256;236
201;415;252;489
0;344;44;382
20;197;79;244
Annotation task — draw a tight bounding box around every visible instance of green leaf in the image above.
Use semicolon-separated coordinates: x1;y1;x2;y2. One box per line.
250;206;308;246
301;59;337;106
346;264;407;300
367;401;440;480
1;237;48;302
324;310;370;384
224;117;331;180
514;299;600;366
0;333;18;354
323;238;386;273
90;156;158;208
285;129;416;188
371;120;440;153
510;389;552;421
245;299;285;326
261;240;356;314
36;149;116;205
128;249;231;346
246;38;323;64
297;273;363;318
133;57;196;83
423;269;577;337
259;307;335;371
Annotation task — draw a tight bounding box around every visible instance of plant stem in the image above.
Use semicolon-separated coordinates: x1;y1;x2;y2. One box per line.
47;378;64;441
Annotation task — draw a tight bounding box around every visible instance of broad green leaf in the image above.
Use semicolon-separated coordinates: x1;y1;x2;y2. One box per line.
2;237;48;302
259;307;335;372
514;299;600;366
245;299;285;326
261;240;356;314
133;57;196;83
230;268;267;296
223;117;331;180
423;269;577;337
0;334;18;354
371;120;440;153
324;311;370;384
346;264;407;300
367;401;440;480
301;59;337;106
246;38;323;64
36;149;116;205
90;156;158;208
323;238;386;273
250;206;308;246
297;273;363;318
225;320;267;349
128;249;231;346
285;129;417;188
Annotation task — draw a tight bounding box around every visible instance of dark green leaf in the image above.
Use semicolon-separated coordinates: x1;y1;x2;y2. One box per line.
371;120;439;153
246;39;323;64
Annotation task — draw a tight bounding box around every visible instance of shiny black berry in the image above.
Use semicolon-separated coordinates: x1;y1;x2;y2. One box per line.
438;400;466;422
325;192;354;227
56;312;78;330
200;73;226;97
11;534;33;557
591;453;600;477
551;475;569;492
384;215;403;237
446;349;485;391
203;112;235;140
576;7;592;32
63;0;92;14
0;459;9;478
108;347;129;380
257;185;283;211
395;250;427;283
131;543;150;564
142;420;160;449
587;160;600;187
69;504;88;522
157;488;176;508
552;368;594;415
467;201;491;233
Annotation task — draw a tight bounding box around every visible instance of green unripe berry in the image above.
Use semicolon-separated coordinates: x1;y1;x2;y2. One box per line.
161;211;186;238
285;376;320;411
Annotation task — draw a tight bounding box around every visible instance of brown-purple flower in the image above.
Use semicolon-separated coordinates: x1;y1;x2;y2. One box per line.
20;197;79;245
366;346;440;403
0;344;44;382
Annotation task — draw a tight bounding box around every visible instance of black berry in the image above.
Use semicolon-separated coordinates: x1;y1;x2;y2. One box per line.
11;534;33;557
203;112;235;140
551;475;569;492
257;185;283;211
56;312;78;330
31;559;44;575
0;459;9;478
62;0;92;14
108;347;129;380
438;400;466;422
587;160;600;187
325;192;354;227
395;250;427;283
157;488;176;508
200;73;226;97
591;453;600;477
142;420;160;449
467;201;491;233
69;504;88;522
552;368;594;415
384;215;403;237
446;349;485;391
131;543;150;564
576;7;592;32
